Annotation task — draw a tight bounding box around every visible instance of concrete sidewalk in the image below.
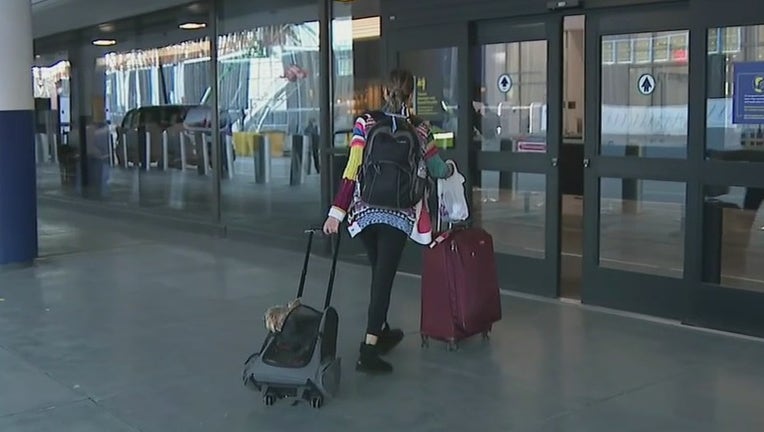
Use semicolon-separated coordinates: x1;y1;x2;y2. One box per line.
1;206;763;432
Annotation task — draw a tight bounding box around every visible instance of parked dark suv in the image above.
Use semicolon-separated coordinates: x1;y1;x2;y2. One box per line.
115;104;233;171
114;105;194;169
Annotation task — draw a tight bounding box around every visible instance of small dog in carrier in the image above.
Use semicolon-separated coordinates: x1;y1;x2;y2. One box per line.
264;298;302;333
243;230;341;409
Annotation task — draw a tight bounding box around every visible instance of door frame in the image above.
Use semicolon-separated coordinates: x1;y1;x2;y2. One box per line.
684;0;764;337
386;23;471;274
469;15;564;297
582;4;694;319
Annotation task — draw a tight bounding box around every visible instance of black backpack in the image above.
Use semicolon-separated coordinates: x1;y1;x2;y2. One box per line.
360;111;426;209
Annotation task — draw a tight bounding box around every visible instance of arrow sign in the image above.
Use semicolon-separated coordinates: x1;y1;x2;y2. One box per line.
498;73;513;93
638;73;656;95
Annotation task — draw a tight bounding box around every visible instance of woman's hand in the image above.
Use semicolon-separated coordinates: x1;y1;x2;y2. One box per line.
445;160;457;178
323;216;341;235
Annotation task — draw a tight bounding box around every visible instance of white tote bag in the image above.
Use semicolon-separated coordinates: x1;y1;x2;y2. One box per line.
437;160;469;223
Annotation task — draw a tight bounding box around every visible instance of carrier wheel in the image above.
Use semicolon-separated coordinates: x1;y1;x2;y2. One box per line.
420;335;430;348
264;394;275;406
481;331;490;341
447;340;459;352
311;396;323;409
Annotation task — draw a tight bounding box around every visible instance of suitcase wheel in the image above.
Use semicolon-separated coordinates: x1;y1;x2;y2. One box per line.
311;396;323;409
264;394;275;406
446;340;459;352
420;334;430;348
481;331;490;341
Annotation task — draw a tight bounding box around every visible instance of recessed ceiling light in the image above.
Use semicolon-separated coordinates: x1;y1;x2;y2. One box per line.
179;22;207;30
98;23;116;33
92;39;117;46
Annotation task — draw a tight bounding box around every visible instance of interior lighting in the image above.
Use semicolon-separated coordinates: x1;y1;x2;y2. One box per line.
352;16;380;40
179;22;207;30
92;39;117;46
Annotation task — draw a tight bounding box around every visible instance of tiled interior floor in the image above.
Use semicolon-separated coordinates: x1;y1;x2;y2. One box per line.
1;206;763;431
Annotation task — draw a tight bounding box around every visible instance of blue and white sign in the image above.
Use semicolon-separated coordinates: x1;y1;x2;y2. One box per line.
733;62;764;124
497;74;512;93
637;73;656;96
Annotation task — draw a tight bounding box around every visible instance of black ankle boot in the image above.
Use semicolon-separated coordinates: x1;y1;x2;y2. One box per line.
377;324;404;355
356;343;393;374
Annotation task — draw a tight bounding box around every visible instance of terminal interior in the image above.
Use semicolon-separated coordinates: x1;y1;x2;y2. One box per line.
3;0;764;430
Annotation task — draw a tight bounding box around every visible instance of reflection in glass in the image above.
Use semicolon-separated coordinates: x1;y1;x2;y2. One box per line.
96;33;214;215
601;31;689;159
33;56;71;199
219;3;322;230
477;40;548;152
473;171;546;258
703;186;764;292
706;25;764;163
560;15;586;300
399;48;459;149
332;2;382;133
599;178;685;277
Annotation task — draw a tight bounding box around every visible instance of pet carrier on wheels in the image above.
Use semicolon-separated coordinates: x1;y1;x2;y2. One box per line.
243;229;341;409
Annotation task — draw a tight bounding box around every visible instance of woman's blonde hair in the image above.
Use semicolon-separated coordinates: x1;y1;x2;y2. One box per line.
383;69;415;114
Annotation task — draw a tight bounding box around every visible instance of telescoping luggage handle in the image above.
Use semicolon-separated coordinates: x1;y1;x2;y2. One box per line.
297;228;341;310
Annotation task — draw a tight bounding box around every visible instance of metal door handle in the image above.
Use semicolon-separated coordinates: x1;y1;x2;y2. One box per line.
583;158;590;168
551;157;558;167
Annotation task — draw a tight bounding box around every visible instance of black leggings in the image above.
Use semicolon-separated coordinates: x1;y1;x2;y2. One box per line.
359;224;408;336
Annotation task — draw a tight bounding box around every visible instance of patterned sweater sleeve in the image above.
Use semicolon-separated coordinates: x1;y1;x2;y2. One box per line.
415;120;453;179
328;116;367;221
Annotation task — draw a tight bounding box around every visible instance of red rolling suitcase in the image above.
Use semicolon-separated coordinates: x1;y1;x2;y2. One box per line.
420;225;502;351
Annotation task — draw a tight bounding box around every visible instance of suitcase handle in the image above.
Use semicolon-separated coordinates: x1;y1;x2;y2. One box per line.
296;228;341;309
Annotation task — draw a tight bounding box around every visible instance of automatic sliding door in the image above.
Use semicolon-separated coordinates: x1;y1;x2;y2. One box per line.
473;17;562;297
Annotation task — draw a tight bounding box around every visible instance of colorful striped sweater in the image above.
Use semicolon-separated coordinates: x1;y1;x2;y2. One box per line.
328;112;452;242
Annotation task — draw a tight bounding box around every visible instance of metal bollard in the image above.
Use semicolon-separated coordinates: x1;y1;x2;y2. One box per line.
45;125;54;163
225;134;234;178
162;130;169;171
202;134;210;176
122;134;129;168
108;131;115;167
179;132;187;171
302;134;313;176
144;131;152;171
34;133;44;164
52;133;59;164
255;134;271;184
289;134;304;186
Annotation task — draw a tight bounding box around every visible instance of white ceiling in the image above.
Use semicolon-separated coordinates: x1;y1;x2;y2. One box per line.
32;0;192;38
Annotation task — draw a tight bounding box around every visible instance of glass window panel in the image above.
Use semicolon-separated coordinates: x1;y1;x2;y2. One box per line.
653;36;670;63
602;41;615;64
473;171;546;258
669;33;688;53
400;47;459;150
601;31;689;159
218;1;321;231
633;38;652;64
33;54;70;199
599;178;685;277
723;27;742;53
476;39;547;152
615;39;632;64
702;185;764;292
708;28;720;54
332;2;383;134
706;25;764;163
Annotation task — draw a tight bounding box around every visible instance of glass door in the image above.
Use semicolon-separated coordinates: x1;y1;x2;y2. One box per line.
469;17;563;297
582;5;692;318
388;24;468;274
687;2;764;338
